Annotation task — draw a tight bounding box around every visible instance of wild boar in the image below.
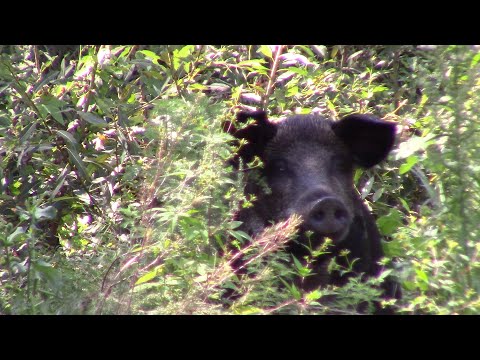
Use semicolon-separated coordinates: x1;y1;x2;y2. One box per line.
225;110;400;303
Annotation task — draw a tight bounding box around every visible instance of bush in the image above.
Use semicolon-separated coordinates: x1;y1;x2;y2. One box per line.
1;45;479;314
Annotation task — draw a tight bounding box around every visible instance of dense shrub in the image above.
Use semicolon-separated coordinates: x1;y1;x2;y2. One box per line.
1;45;479;314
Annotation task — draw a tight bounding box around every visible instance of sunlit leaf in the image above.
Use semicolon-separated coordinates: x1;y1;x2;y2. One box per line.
34;206;57;222
399;155;419;175
135;267;163;285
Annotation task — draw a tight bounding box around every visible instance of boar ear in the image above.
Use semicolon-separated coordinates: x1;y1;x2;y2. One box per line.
332;114;396;168
225;110;277;164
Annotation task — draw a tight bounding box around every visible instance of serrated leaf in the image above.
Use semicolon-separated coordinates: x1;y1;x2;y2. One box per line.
77;111;108;127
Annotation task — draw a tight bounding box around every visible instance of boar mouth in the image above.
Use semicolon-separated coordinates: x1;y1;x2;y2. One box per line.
298;225;350;246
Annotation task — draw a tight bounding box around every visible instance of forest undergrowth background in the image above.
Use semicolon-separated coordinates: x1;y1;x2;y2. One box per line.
1;45;479;314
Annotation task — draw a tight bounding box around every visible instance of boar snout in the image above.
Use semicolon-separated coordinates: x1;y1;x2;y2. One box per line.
304;196;352;241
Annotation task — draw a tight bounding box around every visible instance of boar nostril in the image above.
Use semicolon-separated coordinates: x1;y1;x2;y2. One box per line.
334;209;348;221
312;210;325;221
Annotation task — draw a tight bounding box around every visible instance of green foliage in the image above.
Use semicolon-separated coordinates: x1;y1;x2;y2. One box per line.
1;45;479;314
383;46;480;314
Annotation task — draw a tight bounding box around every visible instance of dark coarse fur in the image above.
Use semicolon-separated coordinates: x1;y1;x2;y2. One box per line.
226;110;401;309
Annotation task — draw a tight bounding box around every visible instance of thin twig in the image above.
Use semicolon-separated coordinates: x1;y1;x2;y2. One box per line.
82;46;99;113
262;45;285;110
33;45;41;74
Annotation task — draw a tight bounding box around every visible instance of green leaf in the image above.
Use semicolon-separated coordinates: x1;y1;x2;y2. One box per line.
50;165;70;200
399;197;411;212
399;155;419;175
361;177;374;199
6;227;27;246
176;45;194;59
394;134;435;160
415;269;429;283
228;230;251;242
20;121;38;143
290;283;302;300
471;52;480;66
237;59;268;71
55;130;78;150
372;85;388;93
233;306;263;315
292;255;304;271
77;111;108;127
377;209;403;236
0;115;10;127
331;46;340;58
258;45;273;59
66;147;91;181
292;255;311;277
372;187;384;202
139;50;161;63
286;67;309;76
228;221;244;229
286;85;299;97
135;267;163;285
305;289;323;301
37;95;66;125
73;189;92;205
32;260;62;286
